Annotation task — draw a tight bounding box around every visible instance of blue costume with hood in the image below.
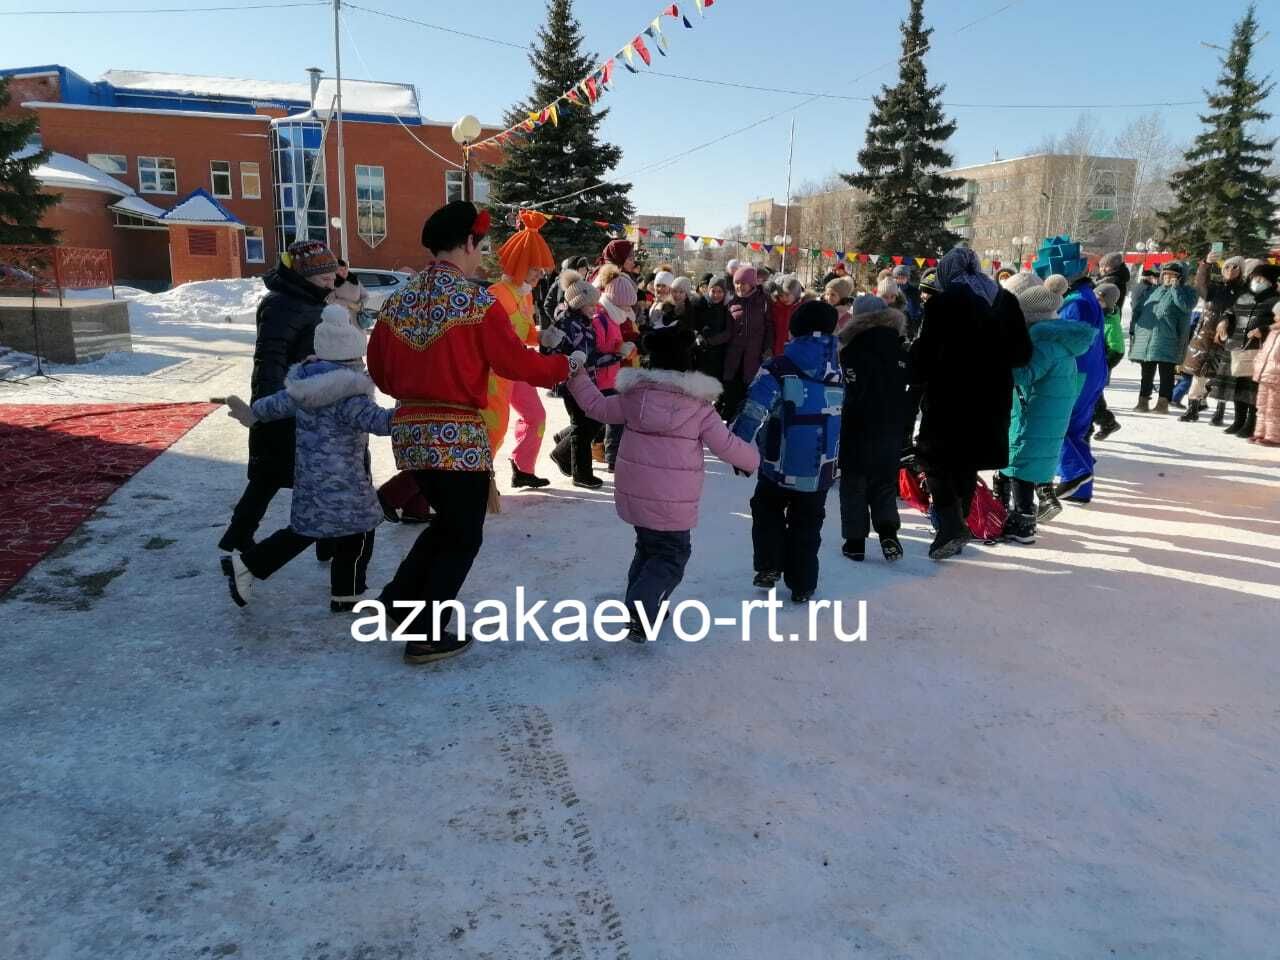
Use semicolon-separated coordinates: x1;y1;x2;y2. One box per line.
1033;237;1107;501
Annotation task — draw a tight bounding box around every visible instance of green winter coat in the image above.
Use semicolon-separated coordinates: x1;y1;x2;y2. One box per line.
1007;319;1098;483
1103;308;1124;357
1129;283;1196;364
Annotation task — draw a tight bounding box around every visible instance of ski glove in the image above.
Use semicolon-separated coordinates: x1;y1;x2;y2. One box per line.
567;351;588;377
225;395;257;427
539;326;566;349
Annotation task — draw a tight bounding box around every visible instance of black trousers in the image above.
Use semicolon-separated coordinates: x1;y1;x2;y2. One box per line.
719;375;748;422
1139;360;1176;400
221;477;282;550
925;466;978;536
242;527;376;599
750;477;829;595
595;387;624;466
378;470;490;634
553;394;601;480
902;384;923;451
839;468;900;541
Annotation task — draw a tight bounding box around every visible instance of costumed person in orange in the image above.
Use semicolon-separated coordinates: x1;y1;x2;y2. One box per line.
482;210;557;490
368;201;581;665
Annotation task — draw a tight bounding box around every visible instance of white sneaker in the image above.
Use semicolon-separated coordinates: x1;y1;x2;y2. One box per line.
221;554;254;607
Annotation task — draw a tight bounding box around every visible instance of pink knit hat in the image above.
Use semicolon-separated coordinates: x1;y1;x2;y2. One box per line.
604;272;638;308
733;265;758;287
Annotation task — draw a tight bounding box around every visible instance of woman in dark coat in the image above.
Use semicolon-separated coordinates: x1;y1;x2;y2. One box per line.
1181;255;1245;422
909;247;1033;560
1209;262;1279;437
219;240;337;553
696;276;732;387
838;296;909;562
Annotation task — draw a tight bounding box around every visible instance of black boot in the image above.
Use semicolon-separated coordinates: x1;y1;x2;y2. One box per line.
928;505;969;561
1035;484;1062;523
1239;406;1257;439
511;460;551;489
549;437;572;477
1002;511;1037;545
842;538;866;561
1178;399;1202;423
992;472;1012;512
1224;402;1248;435
1209;402;1226;426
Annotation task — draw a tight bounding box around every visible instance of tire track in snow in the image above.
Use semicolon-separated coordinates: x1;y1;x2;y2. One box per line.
488;698;630;960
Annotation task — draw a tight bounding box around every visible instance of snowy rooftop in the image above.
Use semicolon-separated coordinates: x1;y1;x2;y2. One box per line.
102;69;420;118
108;195;167;220
22;148;133;196
158;188;244;227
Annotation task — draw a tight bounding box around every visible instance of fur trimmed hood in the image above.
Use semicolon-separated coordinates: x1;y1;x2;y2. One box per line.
837;306;906;346
615;366;723;403
285;360;376;410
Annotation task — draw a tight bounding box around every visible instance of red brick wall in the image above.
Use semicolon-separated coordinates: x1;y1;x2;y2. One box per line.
0;72;60;118
169;224;241;285
32;105;274;277
38;186;169;289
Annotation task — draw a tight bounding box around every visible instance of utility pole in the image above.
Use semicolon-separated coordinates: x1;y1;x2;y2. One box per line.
780;118;795;274
333;0;350;261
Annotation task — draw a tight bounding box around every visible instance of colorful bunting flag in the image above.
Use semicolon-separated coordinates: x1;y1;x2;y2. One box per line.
633;35;652;65
915;257;926;267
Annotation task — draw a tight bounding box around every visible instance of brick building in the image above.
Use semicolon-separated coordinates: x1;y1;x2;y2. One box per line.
1;65;500;288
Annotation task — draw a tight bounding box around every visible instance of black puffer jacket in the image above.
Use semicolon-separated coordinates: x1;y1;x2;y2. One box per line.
247;263;329;485
694;295;731;380
838;306;909;476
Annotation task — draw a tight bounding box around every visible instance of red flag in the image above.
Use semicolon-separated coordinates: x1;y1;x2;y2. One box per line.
602;59;615;87
892;255;903;266
674;233;686;240
593;220;610;228
633;35;652;65
638;228;649;236
662;3;678;15
749;242;762;251
822;249;834;259
566;89;582;107
857;254;870;263
926;258;937;267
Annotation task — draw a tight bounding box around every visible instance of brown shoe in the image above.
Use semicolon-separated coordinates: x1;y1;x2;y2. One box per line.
1153;398;1170;414
1133;397;1150;412
591;441;606;463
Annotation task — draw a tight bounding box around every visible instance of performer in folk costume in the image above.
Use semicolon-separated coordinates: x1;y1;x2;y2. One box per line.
480;210;558;490
367;202;581;665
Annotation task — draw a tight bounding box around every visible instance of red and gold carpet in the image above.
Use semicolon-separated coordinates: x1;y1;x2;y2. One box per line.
0;402;216;595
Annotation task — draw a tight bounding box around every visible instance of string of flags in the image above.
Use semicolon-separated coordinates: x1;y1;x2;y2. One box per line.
469;1;714;152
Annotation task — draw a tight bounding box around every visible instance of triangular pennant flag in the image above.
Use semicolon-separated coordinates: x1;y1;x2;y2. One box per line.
633;35;652;65
682;14;693;27
687;235;698;243
749;242;762;252
857;254;869;263
809;248;820;257
650;17;669;52
892;255;904;266
868;253;880;263
702;237;714;246
651;230;666;238
638;228;649;236
546;103;558;127
674;233;687;240
763;244;774;254
715;239;724;247
566;89;582;107
593;220;610;228
822;249;834;259
694;0;705;13
915;257;926;267
602;59;615;87
661;3;678;15
621;44;639;73
926;258;937;267
835;250;845;261
584;76;599;102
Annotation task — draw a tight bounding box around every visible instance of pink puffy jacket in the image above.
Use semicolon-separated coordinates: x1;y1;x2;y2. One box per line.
592;307;624;392
567;367;760;531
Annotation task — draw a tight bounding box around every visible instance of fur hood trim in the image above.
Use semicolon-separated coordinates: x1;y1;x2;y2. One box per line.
615;366;723;403
285;361;375;410
837;306;906;346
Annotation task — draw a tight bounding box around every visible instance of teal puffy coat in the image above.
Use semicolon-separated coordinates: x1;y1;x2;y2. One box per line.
1129;283;1196;364
1006;319;1098;483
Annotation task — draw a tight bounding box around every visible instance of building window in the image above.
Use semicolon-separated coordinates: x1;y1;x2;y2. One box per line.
240;161;261;199
188;229;218;256
444;169;490;204
355;164;387;247
244;226;265;263
138;156;177;194
270;120;327;253
210;160;233;198
88;154;127;175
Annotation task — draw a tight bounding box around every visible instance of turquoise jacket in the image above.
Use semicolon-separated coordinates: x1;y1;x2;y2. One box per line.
1007;319;1098;483
1129;283;1196;364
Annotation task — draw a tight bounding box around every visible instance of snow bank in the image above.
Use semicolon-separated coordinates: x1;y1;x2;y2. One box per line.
67;278;263;326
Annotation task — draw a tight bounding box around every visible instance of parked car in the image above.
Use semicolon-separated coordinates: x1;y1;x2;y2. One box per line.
345;268;411;328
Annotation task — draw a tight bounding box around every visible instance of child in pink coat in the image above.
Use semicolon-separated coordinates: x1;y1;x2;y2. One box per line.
567;325;760;640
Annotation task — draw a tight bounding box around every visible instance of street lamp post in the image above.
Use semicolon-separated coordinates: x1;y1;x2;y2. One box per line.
451;114;482;203
773;234;792;274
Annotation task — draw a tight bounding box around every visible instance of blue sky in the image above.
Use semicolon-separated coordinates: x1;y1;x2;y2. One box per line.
3;0;1277;235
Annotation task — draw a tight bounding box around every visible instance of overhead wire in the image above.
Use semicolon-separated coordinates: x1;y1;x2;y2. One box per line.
0;1;326;13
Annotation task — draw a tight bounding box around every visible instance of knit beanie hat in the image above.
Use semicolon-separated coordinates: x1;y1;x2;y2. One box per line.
1015;283;1062;325
1160;261;1186;279
1044;274;1069;297
653;270;676;289
559;269;599;311
1094;282;1121;311
1002;270;1042;297
603;271;638;308
643;325;695;372
707;275;728;294
313;303;368;361
733;265;758;288
825;276;855;303
853;294;887;316
284;239;338;278
726;258;742;275
1222;255;1245;274
671;276;693;296
600;239;634;268
876;277;900;301
1244;258;1264;279
497;209;555;280
891;264;911;280
1099;251;1126;274
789;299;838;337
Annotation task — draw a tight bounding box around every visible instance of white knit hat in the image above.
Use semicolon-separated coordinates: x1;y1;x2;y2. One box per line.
1015;284;1062;324
559;269;600;311
1002;270;1041;297
653;270;676;288
313;303;367;361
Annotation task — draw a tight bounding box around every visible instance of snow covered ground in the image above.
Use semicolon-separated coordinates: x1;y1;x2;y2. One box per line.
2;284;1279;958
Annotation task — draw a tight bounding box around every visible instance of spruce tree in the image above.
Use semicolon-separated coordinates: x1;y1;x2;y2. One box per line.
1158;3;1279;257
842;0;965;257
484;0;633;262
0;77;59;244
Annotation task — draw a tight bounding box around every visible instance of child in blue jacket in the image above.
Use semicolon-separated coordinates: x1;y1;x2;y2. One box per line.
732;300;844;603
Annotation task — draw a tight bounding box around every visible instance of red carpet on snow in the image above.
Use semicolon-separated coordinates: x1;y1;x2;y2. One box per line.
0;402;216;595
